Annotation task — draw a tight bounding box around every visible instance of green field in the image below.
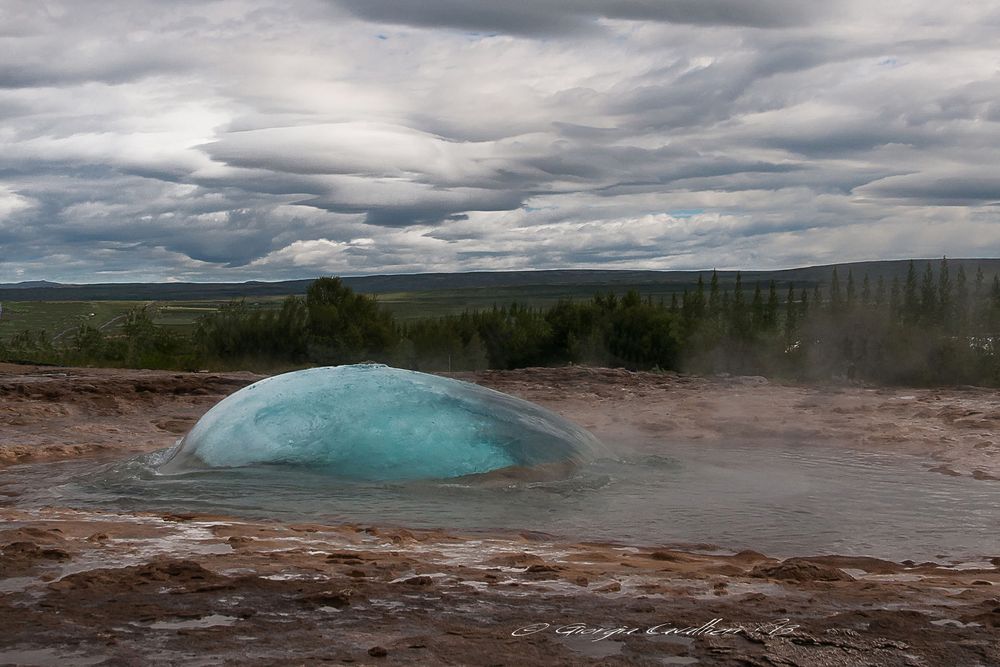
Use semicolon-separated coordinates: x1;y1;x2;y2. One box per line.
0;283;694;341
0;301;149;341
373;284;688;321
0;299;286;340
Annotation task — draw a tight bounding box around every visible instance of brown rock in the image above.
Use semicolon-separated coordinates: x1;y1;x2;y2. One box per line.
300;590;352;609
524;563;559;573
650;550;696;562
485;552;545;567
750;558;855;582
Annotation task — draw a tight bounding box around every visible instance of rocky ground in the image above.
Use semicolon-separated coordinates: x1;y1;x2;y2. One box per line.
1;363;998;666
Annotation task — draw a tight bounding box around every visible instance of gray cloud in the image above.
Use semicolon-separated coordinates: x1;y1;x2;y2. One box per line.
856;174;1000;205
0;0;999;283
330;0;824;34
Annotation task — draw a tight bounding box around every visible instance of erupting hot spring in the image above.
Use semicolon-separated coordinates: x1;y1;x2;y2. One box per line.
158;364;606;479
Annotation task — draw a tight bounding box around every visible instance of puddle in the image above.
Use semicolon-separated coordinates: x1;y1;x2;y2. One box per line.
930;618;983;628
145;614;240;630
0;648;105;666
560;637;624;659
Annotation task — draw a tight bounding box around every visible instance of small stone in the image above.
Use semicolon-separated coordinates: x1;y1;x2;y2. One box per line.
524;564;558;573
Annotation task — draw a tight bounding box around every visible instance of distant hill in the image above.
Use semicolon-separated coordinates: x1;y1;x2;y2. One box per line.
0;280;63;289
1;259;997;302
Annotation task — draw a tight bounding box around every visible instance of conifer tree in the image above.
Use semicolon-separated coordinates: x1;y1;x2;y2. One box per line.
938;257;952;326
890;276;902;322
680;289;693;337
903;261;919;323
731;272;749;338
875;275;886;307
829;267;843;313
694;275;706;320
765;280;779;330
784;283;797;343
920;262;937;326
861;273;872;306
751;282;765;333
974;265;986;329
846;269;856;309
954;265;969;333
991;276;1000;329
708;270;721;319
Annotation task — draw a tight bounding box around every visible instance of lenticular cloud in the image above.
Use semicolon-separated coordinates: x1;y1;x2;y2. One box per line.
158;364;604;480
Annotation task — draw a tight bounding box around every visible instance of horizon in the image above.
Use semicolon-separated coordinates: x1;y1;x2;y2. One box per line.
2;256;995;288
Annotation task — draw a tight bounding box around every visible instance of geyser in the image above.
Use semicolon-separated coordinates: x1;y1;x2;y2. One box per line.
158;364;604;480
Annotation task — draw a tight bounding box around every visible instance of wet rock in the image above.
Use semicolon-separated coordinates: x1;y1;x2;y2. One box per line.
524;563;559;573
797;555;902;575
3;541;70;561
750;558;855;582
367;646;388;657
399;575;433;586
731;549;770;562
928;465;962;477
0;527;67;544
0;540;71;575
49;558;229;593
299;590;352;609
649;550;696;562
154;418;193;434
325;551;365;564
485;552;545;567
227;535;254;548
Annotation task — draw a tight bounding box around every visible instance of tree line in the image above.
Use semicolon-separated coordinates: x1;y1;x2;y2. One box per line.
4;260;1000;386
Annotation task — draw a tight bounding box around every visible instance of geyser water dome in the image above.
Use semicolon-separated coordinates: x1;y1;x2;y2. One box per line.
158;364;605;480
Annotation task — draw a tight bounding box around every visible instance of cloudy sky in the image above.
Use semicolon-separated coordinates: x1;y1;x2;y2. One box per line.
2;0;999;282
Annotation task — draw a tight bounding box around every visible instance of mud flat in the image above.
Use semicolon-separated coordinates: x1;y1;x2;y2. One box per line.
1;363;999;666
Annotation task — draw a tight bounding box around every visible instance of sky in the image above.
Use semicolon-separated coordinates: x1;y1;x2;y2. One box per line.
1;0;999;283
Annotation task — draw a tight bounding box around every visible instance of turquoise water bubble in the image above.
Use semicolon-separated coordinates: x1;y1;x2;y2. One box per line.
158;364;605;480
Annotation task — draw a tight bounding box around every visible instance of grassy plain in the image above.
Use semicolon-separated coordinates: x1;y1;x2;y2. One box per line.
0;283;695;340
0;301;148;340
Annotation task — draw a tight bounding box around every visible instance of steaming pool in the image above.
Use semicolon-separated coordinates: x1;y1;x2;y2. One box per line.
2;365;998;564
4;438;999;564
